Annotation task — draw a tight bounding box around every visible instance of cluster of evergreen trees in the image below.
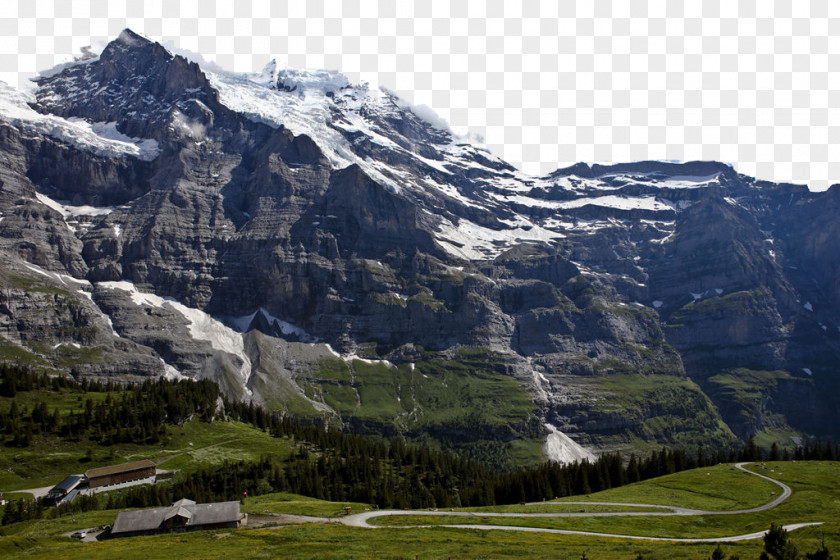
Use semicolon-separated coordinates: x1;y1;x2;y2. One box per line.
757;523;832;560
703;523;832;560
1;493;98;526
0;365;220;446
0;363;78;397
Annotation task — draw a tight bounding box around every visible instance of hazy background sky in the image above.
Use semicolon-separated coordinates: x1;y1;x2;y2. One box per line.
1;0;838;190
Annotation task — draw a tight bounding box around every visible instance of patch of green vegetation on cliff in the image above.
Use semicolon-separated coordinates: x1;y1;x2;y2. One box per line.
356;259;399;282
752;425;803;450
592;357;636;375
5;275;72;296
308;358;358;416
670;288;772;321
370;292;406;307
320;383;360;416
496;243;545;262
593;351;683;377
412;355;533;426
703;368;810;440
439;271;465;285
53;344;104;367
706;368;793;412
586;374;737;451
247;377;320;418
622;342;660;359
243;334;331;418
302;350;541;468
596;302;658;321
407;289;447;310
313;358;352;382
0;339;52;368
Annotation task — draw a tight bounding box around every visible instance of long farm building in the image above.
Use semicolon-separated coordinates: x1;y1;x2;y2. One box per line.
85;460;156;488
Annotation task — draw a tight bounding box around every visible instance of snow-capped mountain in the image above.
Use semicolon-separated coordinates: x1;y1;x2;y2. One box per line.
1;30;838;465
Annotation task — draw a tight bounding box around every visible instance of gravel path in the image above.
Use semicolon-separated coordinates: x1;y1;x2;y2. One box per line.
9;485;54;499
339;462;823;542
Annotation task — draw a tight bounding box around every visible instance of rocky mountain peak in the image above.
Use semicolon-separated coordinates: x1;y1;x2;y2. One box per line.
32;29;218;140
114;27;150;47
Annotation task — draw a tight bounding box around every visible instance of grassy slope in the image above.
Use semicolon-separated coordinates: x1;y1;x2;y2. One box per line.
308;352;536;430
0;412;295;492
554;463;779;510
371;461;840;555
240;493;370;518
582;373;738;454
293;350;544;468
704;368;808;445
373;462;782;527
0;461;836;559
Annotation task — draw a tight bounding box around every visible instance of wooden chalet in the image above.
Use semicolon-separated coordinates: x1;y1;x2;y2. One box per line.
110;498;242;537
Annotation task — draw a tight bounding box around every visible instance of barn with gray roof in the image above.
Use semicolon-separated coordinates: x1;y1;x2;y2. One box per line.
110;498;242;537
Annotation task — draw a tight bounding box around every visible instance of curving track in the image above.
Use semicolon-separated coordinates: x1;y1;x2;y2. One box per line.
340;462;823;542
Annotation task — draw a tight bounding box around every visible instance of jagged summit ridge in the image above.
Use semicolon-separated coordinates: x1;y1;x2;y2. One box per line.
31;29;223;143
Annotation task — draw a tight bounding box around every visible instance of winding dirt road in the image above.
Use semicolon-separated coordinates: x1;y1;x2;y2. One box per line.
340;462;823;542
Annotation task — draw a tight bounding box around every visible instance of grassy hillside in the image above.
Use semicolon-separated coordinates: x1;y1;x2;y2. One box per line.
583;373;738;453
0;371;296;492
371;462;839;554
296;349;544;469
0;416;296;491
2;364;836;558
0;461;836;559
0;367;512;514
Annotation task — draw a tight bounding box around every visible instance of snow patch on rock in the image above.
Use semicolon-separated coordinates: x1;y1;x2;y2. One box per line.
544;423;596;465
342;354;397;369
98;281;253;395
0;82;159;160
258;309;317;342
35;193;114;222
276;67;351;95
435;216;562;261
389;89;451;132
162;359;188;381
496;194;674;212
23;262;90;289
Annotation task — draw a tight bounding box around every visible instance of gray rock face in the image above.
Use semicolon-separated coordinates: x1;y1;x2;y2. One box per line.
0;31;838;460
34;29;218;143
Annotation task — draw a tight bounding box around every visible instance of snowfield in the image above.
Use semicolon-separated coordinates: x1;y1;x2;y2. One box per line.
0;82;159;161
